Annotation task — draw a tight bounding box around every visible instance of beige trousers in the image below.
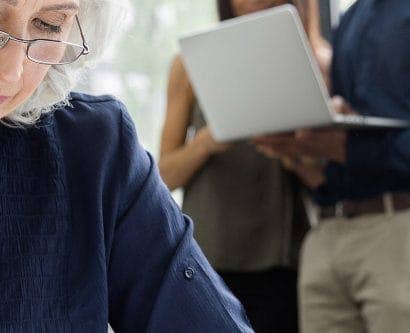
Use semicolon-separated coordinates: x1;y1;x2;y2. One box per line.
299;209;410;333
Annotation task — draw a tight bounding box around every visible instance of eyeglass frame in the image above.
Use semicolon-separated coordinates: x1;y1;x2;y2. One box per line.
0;15;90;66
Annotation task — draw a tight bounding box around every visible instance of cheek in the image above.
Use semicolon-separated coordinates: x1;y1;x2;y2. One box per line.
23;63;50;94
9;63;50;111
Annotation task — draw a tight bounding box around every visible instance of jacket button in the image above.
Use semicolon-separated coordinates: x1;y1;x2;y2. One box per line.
184;267;195;280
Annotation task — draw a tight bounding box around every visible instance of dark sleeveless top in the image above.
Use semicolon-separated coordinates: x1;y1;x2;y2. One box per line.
182;102;309;271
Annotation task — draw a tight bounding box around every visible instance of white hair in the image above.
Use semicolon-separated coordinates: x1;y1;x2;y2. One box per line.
4;0;129;126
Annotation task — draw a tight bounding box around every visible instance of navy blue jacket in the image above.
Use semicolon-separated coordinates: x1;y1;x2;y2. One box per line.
314;0;410;205
0;92;253;332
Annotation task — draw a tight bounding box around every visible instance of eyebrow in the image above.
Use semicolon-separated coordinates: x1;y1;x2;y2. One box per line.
0;1;79;11
41;2;79;11
1;0;18;5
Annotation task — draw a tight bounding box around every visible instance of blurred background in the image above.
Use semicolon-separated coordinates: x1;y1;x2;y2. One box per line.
78;0;356;159
78;0;216;156
98;1;357;332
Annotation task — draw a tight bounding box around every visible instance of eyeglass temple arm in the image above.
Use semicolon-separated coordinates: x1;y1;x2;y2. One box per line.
76;15;90;54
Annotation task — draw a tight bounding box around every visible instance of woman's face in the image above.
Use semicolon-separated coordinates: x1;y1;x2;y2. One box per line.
230;0;288;16
0;0;79;118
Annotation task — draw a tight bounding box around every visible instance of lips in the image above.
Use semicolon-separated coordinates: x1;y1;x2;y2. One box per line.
0;95;10;104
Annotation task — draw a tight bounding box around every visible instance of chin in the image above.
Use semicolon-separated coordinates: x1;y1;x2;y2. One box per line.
0;100;19;119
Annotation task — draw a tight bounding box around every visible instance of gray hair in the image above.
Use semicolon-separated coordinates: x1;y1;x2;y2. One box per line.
5;0;129;126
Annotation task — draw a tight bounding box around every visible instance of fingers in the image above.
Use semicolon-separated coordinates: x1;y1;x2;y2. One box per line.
295;129;315;140
216;142;234;153
331;95;356;115
281;157;325;189
255;145;279;158
254;136;327;188
255;141;305;160
252;133;295;145
253;127;347;163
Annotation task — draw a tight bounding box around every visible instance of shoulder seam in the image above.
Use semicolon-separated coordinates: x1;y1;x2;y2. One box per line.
68;93;118;104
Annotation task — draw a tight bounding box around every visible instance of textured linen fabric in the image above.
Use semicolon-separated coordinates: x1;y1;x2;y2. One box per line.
0;92;253;333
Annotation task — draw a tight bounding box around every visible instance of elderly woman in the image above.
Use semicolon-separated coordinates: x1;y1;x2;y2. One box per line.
0;0;254;332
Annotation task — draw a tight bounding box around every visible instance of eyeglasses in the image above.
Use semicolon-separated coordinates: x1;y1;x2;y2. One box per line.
0;15;90;65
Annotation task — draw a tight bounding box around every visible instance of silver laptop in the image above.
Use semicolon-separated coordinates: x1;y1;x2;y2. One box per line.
179;4;410;141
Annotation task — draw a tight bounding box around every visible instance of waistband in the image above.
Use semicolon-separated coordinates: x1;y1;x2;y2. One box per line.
319;192;410;220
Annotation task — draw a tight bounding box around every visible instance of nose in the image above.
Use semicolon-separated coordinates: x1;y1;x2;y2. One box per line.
0;40;26;84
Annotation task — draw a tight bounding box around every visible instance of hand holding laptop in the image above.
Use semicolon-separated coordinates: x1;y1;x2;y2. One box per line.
253;96;353;189
180;5;410;142
254;127;345;189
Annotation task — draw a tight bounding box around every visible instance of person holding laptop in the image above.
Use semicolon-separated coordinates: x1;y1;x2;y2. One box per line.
159;0;326;331
255;0;410;331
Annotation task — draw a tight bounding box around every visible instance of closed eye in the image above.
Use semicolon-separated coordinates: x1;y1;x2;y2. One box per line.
32;18;62;35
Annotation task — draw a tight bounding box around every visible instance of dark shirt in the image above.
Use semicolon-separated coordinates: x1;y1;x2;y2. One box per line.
314;0;410;206
0;93;253;332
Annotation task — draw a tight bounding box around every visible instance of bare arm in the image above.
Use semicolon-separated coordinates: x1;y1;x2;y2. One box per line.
159;56;230;191
294;0;322;39
295;0;333;88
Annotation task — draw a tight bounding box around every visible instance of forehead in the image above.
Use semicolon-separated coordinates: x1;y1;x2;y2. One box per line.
0;0;79;12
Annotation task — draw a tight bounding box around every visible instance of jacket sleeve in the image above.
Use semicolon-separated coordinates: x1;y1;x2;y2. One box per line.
107;107;253;333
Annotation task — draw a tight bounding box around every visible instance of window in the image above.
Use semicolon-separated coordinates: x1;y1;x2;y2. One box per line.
79;1;217;158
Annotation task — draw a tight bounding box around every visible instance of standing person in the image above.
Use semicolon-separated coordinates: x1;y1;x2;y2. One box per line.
0;0;255;332
255;0;410;331
159;1;325;331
